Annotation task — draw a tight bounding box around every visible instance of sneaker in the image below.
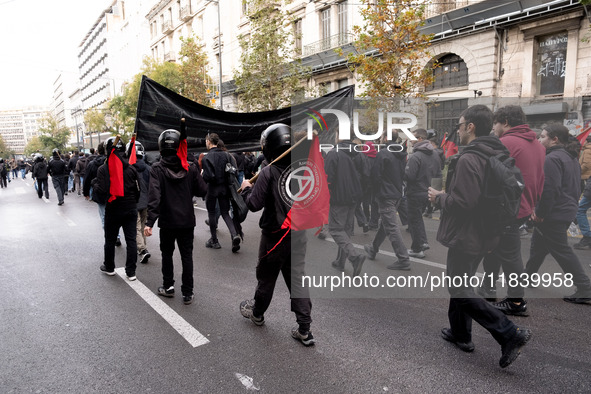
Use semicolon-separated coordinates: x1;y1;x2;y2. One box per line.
563;289;591;304
408;249;425;258
421;243;430;251
183;294;194;305
493;298;529;316
115;237;122;247
331;260;345;272
499;327;532;368
441;328;474;352
351;254;366;277
231;235;241;253
126;273;137;281
317;231;327;240
363;224;369;233
158;286;175;297
364;244;377;260
573;236;591;250
58;201;64;206
387;260;411;271
476;286;497;302
205;238;221;249
139;250;151;264
240;299;265;326
291;326;316;346
100;265;115;276
519;225;529;238
423;212;433;219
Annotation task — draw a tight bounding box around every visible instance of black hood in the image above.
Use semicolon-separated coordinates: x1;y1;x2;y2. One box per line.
160;156;188;180
464;136;509;157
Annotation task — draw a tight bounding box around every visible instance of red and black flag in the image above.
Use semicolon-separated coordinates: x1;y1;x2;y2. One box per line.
127;134;137;165
576;126;591;146
178;118;189;171
441;129;459;158
108;136;125;203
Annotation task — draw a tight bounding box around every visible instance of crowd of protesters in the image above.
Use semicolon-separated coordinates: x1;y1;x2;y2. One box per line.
4;104;591;364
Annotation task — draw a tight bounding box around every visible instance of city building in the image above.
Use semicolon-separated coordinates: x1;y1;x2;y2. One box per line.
0;107;47;155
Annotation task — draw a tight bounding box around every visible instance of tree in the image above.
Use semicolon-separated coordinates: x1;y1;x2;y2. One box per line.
37;114;72;153
24;136;46;157
179;35;213;106
233;0;310;111
344;0;436;111
0;134;14;159
84;108;110;142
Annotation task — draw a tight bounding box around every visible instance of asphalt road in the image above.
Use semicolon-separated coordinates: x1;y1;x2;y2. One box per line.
1;175;590;393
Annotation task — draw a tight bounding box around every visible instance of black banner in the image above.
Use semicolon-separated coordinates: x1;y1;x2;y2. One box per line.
134;76;354;152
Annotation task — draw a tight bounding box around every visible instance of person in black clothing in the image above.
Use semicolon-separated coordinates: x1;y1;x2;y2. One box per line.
95;137;140;281
145;129;208;305
0;158;8;188
84;143;108;228
128;140;152;264
47;149;67;205
202;133;242;252
525;124;591;304
428;105;531;368
239;124;314;346
68;151;79;192
32;153;49;199
324;138;366;276
232;152;245;185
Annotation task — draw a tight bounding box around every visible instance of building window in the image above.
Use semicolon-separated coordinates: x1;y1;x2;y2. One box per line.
427;99;469;136
294;19;302;55
427;54;468;91
536;32;567;96
338;1;348;37
321;8;331;40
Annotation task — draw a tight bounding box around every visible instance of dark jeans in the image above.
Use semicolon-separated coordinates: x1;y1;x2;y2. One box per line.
398;197;408;226
372;198;409;262
253;230;312;331
446;247;516;345
481;218;527;299
525;221;591;291
407;194;428;251
160;227;194;296
36;178;49;199
104;207;137;276
206;193;237;241
329;203;361;267
52;176;66;203
363;191;379;228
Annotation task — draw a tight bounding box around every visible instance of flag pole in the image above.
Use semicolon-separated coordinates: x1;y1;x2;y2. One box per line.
238;130;317;192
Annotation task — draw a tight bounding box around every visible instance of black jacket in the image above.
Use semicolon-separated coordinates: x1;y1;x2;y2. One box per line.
324;141;363;205
435;136;507;255
202;147;235;197
536;145;581;223
372;148;406;201
83;155;106;198
48;157;67;177
133;158;151;211
96;155;140;212
146;156;208;229
241;159;290;233
405;140;440;197
32;161;49;180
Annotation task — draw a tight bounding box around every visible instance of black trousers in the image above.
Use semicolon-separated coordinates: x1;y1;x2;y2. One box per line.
104;207;137;276
206;193;237;241
252;230;312;331
481;218;527;299
446;247;515;345
36;178;49;199
407;194;428;251
525;221;591;291
160;227;194;296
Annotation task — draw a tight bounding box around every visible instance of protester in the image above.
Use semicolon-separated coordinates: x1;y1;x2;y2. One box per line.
364;131;411;270
32;153;49;199
524;124;591;304
239;124;314;346
84;143;108;227
47;149;67;205
202;133;242;252
75;153;88;196
0;158;7;188
94;137;140;281
128;140;152;264
428;104;531;368
574;135;591;250
478;105;545;316
69;151;79;192
145;129;208;305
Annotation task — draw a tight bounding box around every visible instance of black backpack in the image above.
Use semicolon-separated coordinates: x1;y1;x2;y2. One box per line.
448;149;524;236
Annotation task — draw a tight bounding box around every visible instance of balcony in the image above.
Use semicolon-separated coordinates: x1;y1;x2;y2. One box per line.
303;33;353;57
423;0;470;19
162;20;173;35
180;5;192;21
164;51;176;62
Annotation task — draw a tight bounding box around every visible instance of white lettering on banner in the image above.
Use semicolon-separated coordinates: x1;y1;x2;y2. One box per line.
538;56;566;78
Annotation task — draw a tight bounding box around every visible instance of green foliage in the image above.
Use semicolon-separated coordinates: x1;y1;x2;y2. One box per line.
344;0;437;112
233;0;311;111
179;35;213;106
84;108;111;138
37;115;72;153
0;134;14;159
24;136;46;157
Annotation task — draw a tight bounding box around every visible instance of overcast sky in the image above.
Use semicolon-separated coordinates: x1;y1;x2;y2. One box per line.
0;0;111;110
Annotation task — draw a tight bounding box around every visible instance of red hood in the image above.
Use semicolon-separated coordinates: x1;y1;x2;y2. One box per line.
501;124;537;142
363;141;377;158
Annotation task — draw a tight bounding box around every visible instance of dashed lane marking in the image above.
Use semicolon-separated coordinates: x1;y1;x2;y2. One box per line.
115;268;210;348
56;211;77;226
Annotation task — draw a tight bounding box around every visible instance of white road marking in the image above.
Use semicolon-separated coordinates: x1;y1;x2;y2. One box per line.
115;268;210;348
194;206;207;211
56;211;77;227
235;373;259;391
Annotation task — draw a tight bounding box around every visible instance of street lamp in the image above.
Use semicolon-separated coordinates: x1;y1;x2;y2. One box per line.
206;0;223;110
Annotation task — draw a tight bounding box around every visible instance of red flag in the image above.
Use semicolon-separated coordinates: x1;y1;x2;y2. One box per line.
441;131;458;158
281;135;330;231
128;135;137;165
177;139;188;171
576;126;591;146
108;148;124;203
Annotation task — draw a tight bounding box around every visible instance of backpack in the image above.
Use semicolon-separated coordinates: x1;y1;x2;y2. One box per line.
224;153;249;223
448;149;524;236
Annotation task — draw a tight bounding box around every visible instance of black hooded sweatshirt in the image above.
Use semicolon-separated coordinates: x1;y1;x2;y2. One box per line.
146;156;208;229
